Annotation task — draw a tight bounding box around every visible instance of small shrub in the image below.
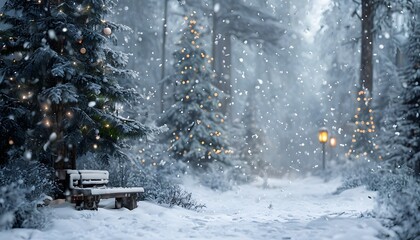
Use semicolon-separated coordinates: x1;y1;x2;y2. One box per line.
0;182;50;230
375;176;420;240
334;158;419;239
0;160;53;230
0;160;56;200
334;159;393;194
127;166;205;211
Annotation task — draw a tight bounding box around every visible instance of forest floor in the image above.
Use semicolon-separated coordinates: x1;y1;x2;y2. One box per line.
0;176;392;240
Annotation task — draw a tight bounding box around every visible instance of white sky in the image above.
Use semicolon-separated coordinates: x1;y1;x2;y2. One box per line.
303;0;331;43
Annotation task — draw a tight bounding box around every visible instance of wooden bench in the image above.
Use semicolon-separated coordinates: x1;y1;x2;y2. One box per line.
59;170;144;210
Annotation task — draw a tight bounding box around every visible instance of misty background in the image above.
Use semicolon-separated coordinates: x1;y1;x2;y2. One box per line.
108;0;338;175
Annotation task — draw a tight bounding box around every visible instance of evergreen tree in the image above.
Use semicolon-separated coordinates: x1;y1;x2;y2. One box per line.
347;88;379;160
0;1;152;169
159;12;230;170
381;10;420;175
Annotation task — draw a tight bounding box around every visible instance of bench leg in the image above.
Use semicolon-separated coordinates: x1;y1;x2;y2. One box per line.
115;198;123;209
75;200;83;211
83;196;99;210
122;195;137;210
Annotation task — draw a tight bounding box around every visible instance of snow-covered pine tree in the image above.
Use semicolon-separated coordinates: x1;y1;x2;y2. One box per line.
381;9;420;175
159;12;230;170
347;88;379;160
0;1;152;170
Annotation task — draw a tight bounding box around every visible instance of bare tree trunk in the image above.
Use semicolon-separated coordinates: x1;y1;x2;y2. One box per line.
160;0;168;113
360;0;374;94
212;1;232;116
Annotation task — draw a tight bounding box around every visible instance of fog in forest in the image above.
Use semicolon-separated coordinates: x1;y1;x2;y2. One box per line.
108;0;344;175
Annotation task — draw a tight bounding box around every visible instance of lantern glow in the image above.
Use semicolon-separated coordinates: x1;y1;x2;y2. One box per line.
330;136;337;148
318;128;328;143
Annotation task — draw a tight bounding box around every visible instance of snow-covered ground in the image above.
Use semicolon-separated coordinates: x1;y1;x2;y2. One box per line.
0;176;390;240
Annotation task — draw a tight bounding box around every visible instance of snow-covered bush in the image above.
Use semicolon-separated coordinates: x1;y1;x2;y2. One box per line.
126;165;205;210
226;163;254;186
198;165;232;191
333;159;398;194
0;183;26;230
375;176;420;240
0;182;51;230
0;160;54;230
334;158;419;239
0;160;56;200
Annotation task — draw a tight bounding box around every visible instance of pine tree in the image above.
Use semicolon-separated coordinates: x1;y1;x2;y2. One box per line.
160;12;230;170
0;1;152;169
381;12;420;175
347;88;379;160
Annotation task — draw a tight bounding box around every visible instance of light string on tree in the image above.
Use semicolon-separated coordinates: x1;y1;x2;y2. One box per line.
347;89;379;159
164;12;232;167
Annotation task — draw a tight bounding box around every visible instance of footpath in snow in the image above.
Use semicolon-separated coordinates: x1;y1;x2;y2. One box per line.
0;176;390;240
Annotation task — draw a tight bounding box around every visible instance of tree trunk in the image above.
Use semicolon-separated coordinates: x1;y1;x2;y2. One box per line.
360;0;374;94
160;0;168;113
212;1;232;116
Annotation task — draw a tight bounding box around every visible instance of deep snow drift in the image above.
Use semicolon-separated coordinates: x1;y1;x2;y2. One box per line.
0;177;390;240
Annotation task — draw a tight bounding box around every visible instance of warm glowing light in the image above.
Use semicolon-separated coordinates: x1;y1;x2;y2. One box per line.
80;47;87;54
42;104;49;111
8;139;14;145
103;27;112;35
318;128;328;143
93;144;98;149
329;136;337;148
44;119;51;127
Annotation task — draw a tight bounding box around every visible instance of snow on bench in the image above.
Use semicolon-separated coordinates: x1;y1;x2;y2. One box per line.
63;170;144;211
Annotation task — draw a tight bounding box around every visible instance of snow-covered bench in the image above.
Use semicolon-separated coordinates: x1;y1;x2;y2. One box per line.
62;170;144;210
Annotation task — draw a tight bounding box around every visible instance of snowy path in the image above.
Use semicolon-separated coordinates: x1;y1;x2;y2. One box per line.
1;177;389;240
